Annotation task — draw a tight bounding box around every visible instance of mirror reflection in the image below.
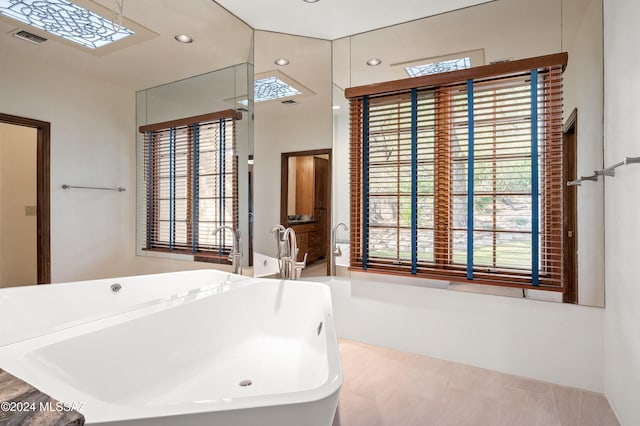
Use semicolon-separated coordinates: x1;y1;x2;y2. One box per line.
328;0;603;305
281;150;331;276
136;63;254;267
252;31;333;278
250;0;603;306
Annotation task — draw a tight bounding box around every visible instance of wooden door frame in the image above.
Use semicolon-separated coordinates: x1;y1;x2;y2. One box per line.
0;113;51;284
281;148;332;275
562;109;578;303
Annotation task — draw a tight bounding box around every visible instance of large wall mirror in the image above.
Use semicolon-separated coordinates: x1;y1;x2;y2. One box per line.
330;0;604;306
136;62;254;266
252;31;333;272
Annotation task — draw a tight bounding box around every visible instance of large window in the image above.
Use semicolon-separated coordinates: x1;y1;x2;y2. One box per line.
347;54;566;289
140;110;241;261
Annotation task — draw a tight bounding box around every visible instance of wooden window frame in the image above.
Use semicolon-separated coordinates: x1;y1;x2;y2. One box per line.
140;110;241;263
346;53;568;292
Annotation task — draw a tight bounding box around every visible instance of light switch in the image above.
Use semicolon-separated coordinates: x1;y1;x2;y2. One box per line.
25;205;37;216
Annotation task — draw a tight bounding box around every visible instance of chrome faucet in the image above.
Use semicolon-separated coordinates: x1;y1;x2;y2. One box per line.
270;224;287;278
212;226;243;275
331;222;348;276
282;227;307;280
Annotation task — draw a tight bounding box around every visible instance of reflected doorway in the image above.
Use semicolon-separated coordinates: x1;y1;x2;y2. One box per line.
281;149;332;276
0;113;50;286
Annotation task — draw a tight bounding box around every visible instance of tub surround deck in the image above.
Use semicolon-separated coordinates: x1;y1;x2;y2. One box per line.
0;369;85;425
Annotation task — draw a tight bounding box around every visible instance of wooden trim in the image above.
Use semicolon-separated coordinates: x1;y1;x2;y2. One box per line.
434;88;451;265
562;108;578;303
345;52;568;99
563;108;578;134
0;113;51;284
280;148;332;273
139;110;242;133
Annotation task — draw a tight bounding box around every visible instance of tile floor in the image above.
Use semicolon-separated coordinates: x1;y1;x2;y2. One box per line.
301;260;328;277
333;339;619;426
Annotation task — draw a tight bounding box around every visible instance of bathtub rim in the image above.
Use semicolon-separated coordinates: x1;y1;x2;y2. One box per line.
0;269;250;347
0;274;343;424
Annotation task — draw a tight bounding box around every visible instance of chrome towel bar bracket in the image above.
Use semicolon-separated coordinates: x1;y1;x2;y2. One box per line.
567;156;639;187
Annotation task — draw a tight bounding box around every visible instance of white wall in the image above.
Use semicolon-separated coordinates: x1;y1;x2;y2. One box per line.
0;52;137;283
253;31;332;255
329;276;604;392
562;0;605;307
0;124;37;287
603;0;640;423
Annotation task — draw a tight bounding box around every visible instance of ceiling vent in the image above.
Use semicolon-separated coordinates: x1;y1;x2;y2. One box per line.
13;30;47;45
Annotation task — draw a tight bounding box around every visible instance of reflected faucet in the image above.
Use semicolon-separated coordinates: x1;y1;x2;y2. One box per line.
282;227;307;280
212;226;243;275
270;224;287;277
331;222;348;276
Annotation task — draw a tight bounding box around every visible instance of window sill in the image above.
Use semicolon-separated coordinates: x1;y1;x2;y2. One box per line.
348;267;563;293
139;247;231;265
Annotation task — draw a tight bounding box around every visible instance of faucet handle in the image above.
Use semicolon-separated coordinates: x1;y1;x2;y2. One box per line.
293;252;308;280
333;245;342;257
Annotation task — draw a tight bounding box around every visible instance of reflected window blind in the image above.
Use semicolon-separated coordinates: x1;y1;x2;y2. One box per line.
347;54;565;289
140;110;240;257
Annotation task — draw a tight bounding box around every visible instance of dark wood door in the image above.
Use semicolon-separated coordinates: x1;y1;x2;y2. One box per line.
314;157;329;259
563;110;578;304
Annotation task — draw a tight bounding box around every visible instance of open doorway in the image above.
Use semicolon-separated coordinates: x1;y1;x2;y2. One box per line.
281;149;332;276
0;113;50;286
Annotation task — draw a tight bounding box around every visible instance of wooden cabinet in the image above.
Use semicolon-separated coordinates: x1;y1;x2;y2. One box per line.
291;222;321;263
288;155;329;264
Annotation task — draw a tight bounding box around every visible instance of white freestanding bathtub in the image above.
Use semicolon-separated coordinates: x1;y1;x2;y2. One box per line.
0;270;342;425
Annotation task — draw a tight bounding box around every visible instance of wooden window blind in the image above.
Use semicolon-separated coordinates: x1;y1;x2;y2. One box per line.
347;53;566;290
140;110;241;260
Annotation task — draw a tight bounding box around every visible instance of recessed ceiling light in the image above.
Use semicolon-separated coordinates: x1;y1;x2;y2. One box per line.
303;0;320;3
367;58;382;66
175;34;193;43
274;58;290;66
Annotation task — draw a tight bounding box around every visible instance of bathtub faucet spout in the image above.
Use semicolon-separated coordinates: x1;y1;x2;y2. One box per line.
331;222;348;276
212;226;243;275
270;224;287;277
282;227;307;280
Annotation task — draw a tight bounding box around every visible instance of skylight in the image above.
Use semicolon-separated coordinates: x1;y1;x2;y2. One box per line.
254;76;301;102
0;0;134;49
405;57;471;77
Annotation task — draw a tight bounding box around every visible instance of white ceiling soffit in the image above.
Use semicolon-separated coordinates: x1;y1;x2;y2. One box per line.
214;0;496;40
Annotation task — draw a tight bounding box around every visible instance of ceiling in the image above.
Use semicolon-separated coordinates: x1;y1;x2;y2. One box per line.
0;0;496;91
215;0;496;40
0;0;253;90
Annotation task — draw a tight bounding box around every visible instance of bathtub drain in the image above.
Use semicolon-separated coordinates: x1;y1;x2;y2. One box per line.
239;379;252;387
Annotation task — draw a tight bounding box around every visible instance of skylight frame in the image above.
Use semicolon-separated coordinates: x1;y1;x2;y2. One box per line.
226;70;315;107
390;49;485;80
253;76;302;102
0;0;135;49
404;57;472;77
